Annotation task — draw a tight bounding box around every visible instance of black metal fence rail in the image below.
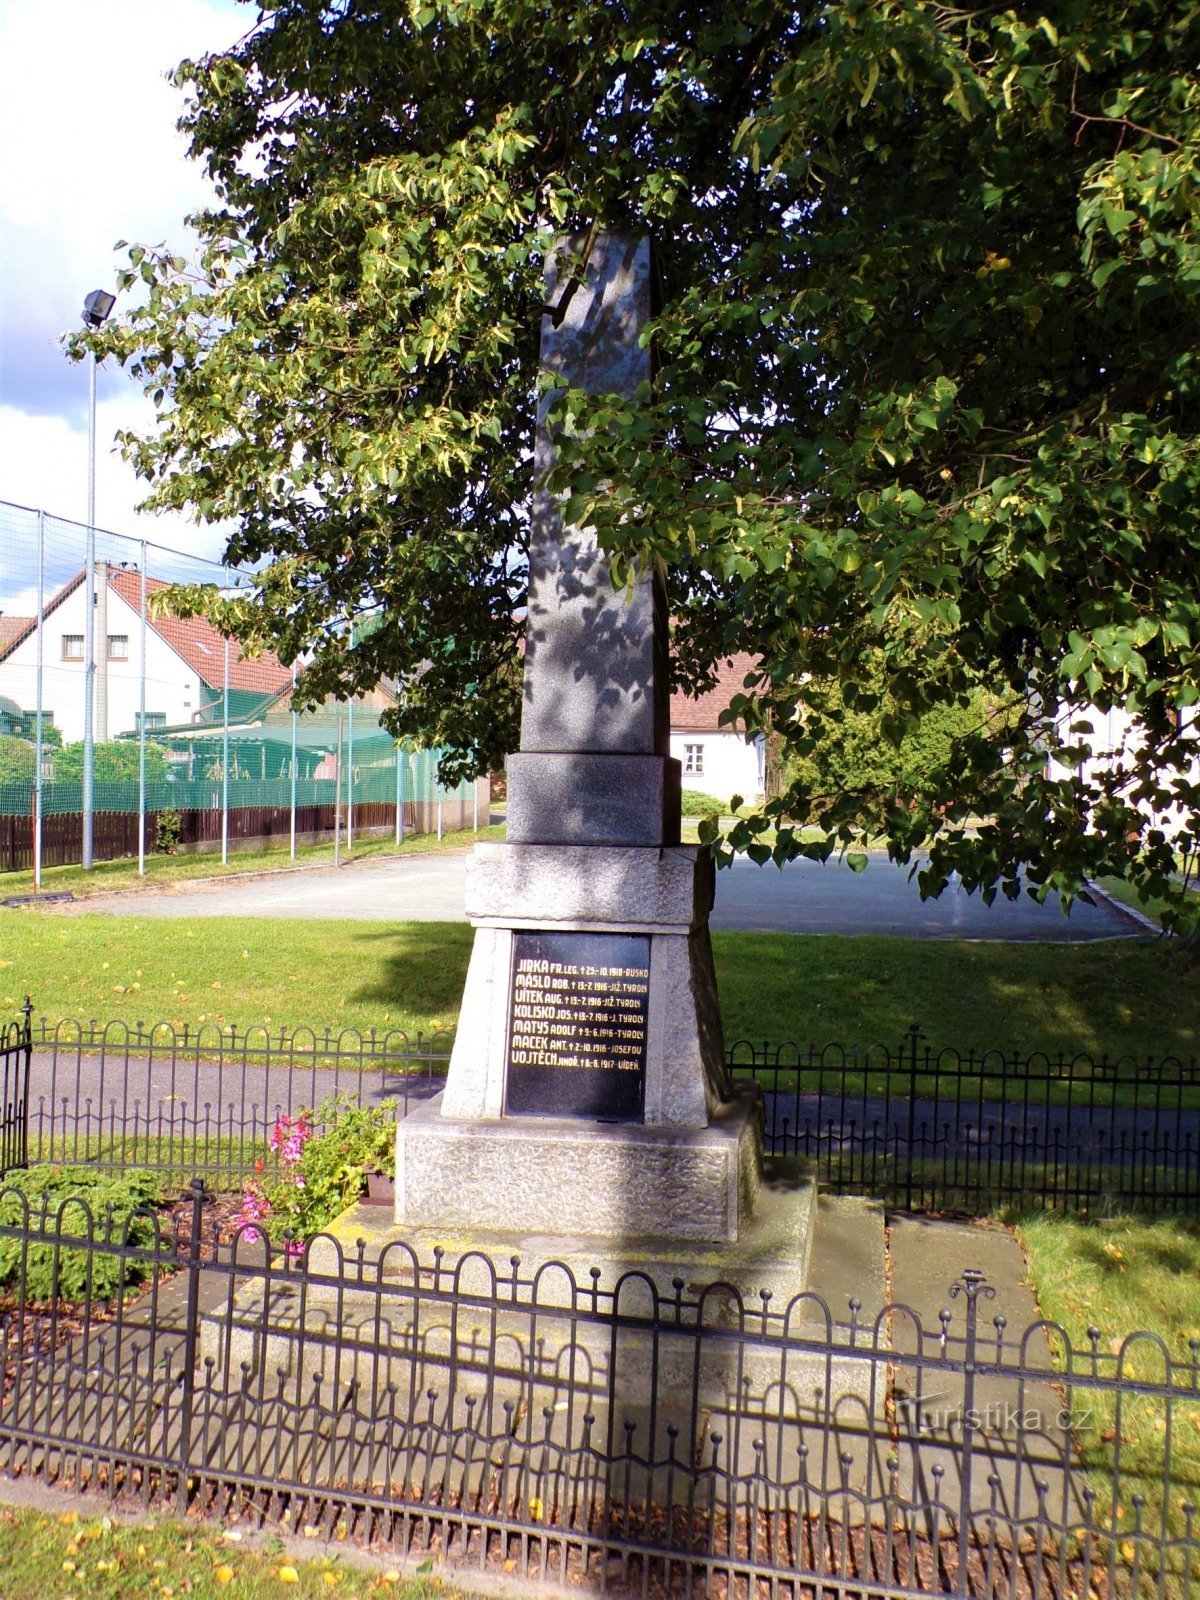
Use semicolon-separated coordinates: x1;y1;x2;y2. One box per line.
731;1026;1200;1215
0;1002;30;1176
26;1017;451;1185
0;1186;1195;1600
12;1015;1200;1212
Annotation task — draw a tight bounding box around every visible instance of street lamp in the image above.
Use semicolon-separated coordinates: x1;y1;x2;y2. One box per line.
80;287;115;870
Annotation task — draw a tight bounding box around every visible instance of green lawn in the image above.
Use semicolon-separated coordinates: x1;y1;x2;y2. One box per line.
1016;1212;1200;1550
2;913;1197;1059
0;1503;459;1598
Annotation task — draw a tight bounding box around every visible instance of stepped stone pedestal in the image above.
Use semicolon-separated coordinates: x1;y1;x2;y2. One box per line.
388;231;814;1312
203;234;826;1477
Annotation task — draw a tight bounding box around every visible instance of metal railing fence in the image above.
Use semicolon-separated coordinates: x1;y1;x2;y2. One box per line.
729;1025;1200;1216
10;1015;1200;1213
0;1000;30;1175
0;1184;1194;1600
26;1015;451;1187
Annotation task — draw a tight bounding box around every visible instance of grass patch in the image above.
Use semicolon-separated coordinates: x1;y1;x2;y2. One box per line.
0;1503;461;1597
712;930;1199;1059
26;1134;289;1189
1014;1212;1200;1549
2;918;1197;1060
2;917;473;1040
0;823;503;903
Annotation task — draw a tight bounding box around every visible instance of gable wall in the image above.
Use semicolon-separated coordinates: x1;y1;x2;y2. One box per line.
0;582;205;743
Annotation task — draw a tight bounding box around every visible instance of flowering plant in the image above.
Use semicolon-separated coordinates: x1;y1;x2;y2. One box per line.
233;1094;397;1251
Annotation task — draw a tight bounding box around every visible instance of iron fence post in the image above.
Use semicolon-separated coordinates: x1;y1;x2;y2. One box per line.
904;1022;921;1211
177;1176;209;1504
949;1267;995;1596
19;995;32;1171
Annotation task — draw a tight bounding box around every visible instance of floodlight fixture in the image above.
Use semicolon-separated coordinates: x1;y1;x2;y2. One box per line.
82;289;116;328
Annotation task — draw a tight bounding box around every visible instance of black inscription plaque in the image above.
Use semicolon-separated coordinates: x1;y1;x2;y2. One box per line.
505;930;649;1121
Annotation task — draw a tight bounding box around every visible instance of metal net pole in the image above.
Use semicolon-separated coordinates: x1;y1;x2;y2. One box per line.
334;715;344;866
82;360;97;871
138;541;147;876
221;636;230;866
347;690;355;852
395;746;404;845
290;664;298;859
33;511;45;891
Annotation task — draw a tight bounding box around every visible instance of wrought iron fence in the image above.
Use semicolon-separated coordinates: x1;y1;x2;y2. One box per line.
25;1016;451;1186
730;1025;1200;1215
10;1015;1200;1213
0;1001;30;1176
0;1181;1195;1600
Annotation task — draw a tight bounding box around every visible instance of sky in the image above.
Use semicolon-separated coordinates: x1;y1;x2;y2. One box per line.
0;0;251;571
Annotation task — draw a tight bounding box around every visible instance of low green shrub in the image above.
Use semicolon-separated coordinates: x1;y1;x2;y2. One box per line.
235;1093;399;1248
154;808;183;854
0;1166;169;1301
681;788;726;820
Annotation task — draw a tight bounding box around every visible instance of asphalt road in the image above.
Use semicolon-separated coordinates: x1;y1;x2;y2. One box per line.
708;855;1140;941
60;847;1143;941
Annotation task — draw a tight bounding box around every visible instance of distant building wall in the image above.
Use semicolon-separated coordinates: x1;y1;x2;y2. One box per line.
670;729;763;806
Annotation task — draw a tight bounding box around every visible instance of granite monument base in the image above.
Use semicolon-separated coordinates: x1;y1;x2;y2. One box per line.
395;1087;762;1244
442;840;728;1127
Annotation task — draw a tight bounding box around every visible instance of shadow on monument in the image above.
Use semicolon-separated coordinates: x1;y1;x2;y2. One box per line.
197;229;843;1562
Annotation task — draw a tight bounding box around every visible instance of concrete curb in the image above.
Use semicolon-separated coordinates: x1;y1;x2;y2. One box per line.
1085;878;1161;935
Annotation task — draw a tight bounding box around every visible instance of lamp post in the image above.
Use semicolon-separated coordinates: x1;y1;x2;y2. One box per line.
80;288;115;871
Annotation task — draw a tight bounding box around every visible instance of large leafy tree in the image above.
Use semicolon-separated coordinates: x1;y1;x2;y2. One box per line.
84;1;1200;928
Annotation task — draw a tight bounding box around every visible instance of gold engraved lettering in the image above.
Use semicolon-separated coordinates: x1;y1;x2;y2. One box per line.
509;949;650;1082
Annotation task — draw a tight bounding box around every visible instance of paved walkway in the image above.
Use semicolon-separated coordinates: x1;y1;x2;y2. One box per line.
710;855;1139;941
55;849;1142;941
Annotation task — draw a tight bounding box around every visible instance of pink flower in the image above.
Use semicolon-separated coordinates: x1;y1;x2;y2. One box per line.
234;1179;272;1244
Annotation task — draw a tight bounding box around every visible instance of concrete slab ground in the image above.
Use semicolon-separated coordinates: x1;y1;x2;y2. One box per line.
710;855;1141;942
55;848;1142;940
61;849;474;922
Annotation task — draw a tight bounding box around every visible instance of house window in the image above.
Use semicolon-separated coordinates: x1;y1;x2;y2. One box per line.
135;711;167;732
107;634;129;661
61;634;84;661
684;743;704;775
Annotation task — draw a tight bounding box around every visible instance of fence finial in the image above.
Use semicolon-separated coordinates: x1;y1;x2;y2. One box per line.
949;1267;996;1304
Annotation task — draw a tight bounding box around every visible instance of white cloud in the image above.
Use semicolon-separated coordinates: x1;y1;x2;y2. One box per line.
0;0;248;535
0;399;227;555
0;0;242;264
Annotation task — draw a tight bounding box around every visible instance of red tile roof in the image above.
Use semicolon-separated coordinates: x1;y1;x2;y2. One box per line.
0;568;292;697
670;653;761;733
105;569;293;696
0;616;33;650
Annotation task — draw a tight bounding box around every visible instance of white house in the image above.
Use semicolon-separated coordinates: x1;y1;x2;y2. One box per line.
0;564;292;744
669;653;765;806
1046;701;1200;835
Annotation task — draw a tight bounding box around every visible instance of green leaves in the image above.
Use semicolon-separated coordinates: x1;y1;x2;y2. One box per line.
76;0;1200;928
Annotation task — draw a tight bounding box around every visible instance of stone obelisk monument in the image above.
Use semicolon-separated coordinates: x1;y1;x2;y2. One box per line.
393;234;811;1286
